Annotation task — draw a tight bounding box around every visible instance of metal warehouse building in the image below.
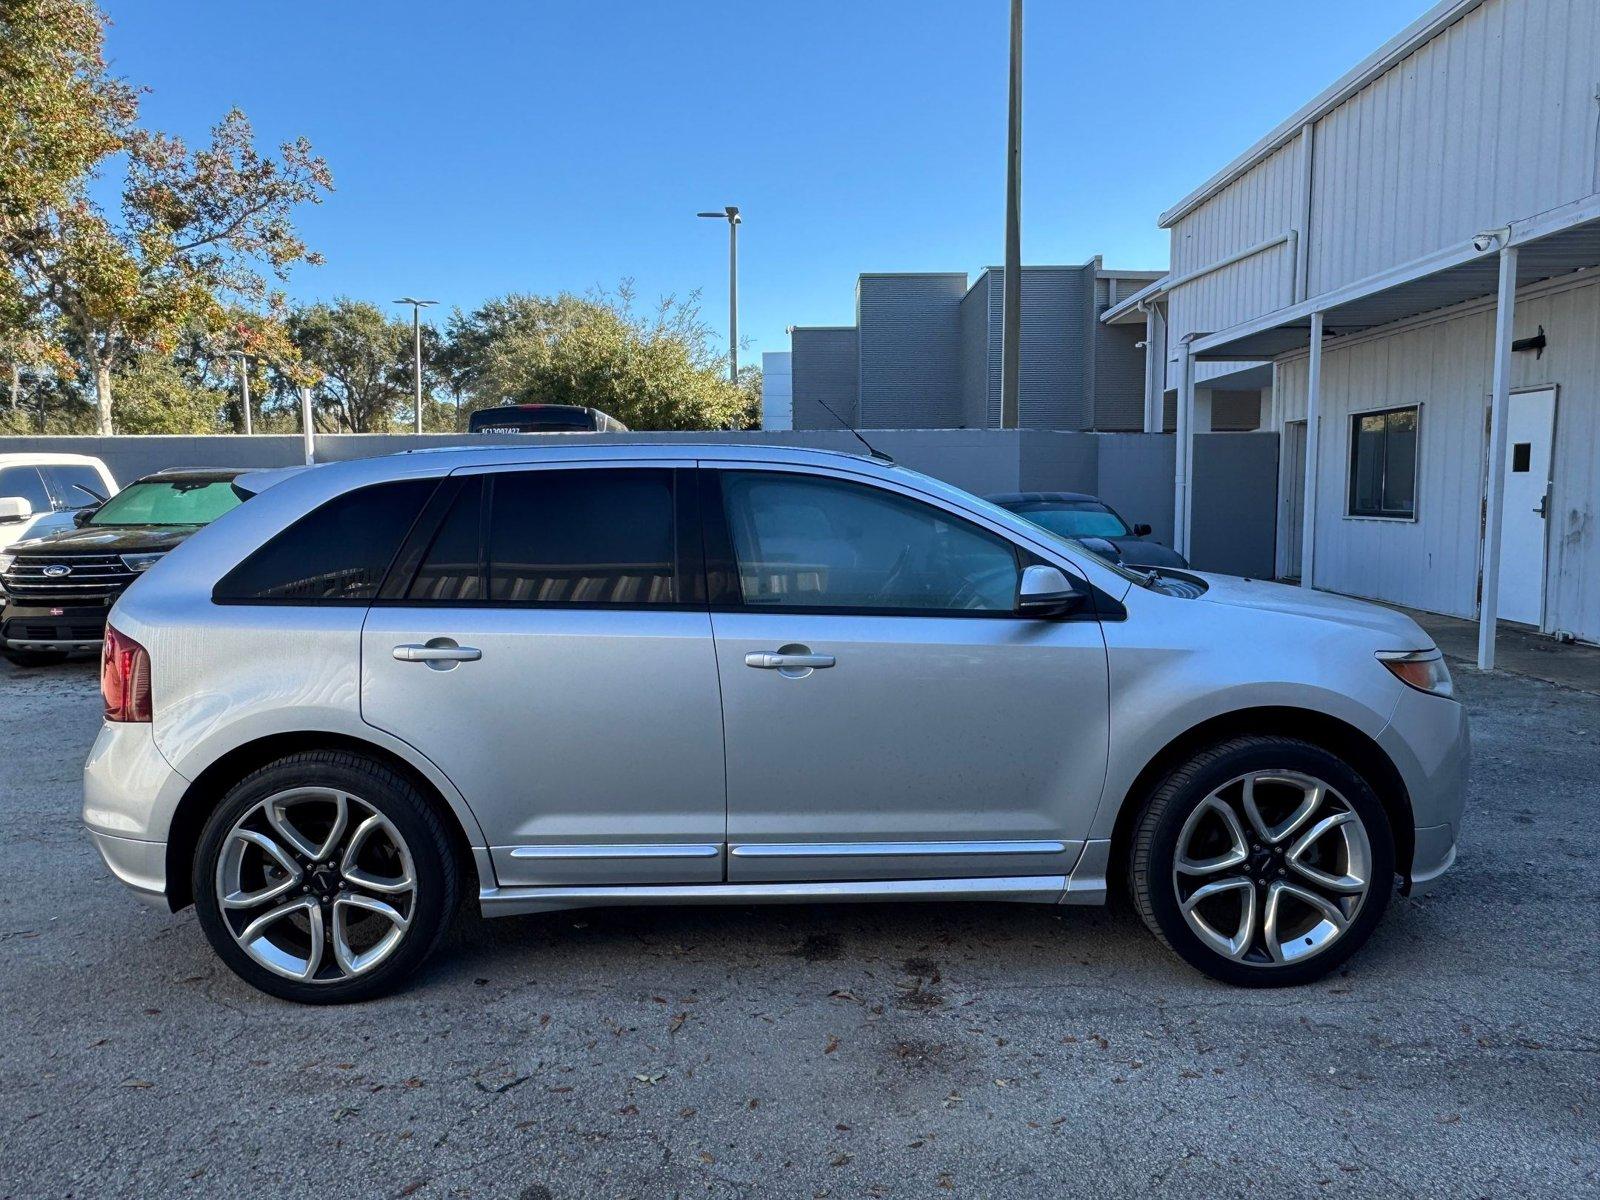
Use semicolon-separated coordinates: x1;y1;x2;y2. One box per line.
788;260;1163;432
1107;0;1600;662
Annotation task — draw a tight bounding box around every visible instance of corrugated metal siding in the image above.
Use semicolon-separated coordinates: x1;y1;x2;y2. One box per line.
856;275;966;427
789;328;859;431
1274;277;1600;640
959;280;992;428
1309;0;1600;297
1166;141;1301;347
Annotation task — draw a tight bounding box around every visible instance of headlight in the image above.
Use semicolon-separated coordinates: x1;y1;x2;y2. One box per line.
1377;648;1453;697
120;552;167;574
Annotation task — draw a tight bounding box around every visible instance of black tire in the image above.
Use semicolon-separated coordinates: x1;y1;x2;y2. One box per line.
1129;735;1395;987
193;750;460;1004
2;646;71;667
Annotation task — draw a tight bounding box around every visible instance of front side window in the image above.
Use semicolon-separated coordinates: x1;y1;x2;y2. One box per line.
91;479;241;527
0;466;52;513
718;471;1019;613
486;468;678;605
1348;406;1419;519
214;479;436;602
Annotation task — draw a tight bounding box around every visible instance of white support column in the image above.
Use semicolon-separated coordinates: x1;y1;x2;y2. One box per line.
1478;245;1519;671
1300;311;1325;589
1141;303;1166;433
1174;342;1195;557
300;386;316;465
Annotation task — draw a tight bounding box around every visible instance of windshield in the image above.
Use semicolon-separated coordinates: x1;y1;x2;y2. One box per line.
90;479;241;527
1009;502;1130;540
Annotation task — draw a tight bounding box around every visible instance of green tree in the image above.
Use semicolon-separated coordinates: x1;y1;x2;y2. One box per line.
450;285;755;431
286;299;413;433
0;2;331;433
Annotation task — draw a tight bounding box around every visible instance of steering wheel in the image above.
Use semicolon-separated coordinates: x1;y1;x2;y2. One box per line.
879;543;915;601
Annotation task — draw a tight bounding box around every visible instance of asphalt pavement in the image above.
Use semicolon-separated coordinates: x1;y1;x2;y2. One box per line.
1;656;1596;1199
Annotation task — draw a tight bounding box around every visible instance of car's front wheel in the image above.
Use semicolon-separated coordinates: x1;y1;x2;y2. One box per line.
1129;736;1394;987
193;750;460;1003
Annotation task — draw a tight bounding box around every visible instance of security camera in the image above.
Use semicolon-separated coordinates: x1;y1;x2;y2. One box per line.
1472;226;1510;253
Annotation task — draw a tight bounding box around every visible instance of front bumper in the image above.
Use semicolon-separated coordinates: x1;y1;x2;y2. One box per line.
83;720;189;906
1;601;112;650
1377;683;1470;892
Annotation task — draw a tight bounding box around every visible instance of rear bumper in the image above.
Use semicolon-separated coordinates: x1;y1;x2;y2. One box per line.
87;831;169;907
83;720;188;906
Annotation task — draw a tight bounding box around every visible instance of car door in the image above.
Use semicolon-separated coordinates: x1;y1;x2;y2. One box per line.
360;462;727;889
704;464;1110;884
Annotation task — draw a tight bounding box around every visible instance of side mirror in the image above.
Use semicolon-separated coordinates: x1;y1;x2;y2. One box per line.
1018;564;1086;617
0;496;33;524
74;506;98;527
1133;523;1152;537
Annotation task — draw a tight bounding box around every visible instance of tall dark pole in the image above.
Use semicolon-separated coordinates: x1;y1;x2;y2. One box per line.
1001;0;1023;429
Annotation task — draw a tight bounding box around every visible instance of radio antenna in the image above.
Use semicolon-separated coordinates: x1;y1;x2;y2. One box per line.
810;396;893;463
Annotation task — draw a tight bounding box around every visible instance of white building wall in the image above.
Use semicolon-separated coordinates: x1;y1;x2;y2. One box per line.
1161;0;1600;347
1308;0;1600;296
761;351;792;431
1275;275;1600;640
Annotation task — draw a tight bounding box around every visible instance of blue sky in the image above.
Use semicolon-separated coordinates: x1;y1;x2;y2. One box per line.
103;1;1423;367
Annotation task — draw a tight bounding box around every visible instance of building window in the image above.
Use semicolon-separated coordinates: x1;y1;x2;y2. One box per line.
1347;406;1419;519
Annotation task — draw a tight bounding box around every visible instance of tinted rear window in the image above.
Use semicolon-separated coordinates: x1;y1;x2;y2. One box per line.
214;479;436;603
487;469;676;605
468;407;595;432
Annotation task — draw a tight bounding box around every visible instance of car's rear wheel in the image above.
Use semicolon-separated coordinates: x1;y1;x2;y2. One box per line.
193;751;459;1003
2;646;71;667
1129;736;1394;987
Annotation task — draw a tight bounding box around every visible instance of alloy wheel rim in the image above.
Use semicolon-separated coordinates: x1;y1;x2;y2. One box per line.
215;788;417;983
1171;771;1372;967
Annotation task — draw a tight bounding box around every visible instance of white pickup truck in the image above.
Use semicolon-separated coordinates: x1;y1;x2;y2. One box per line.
0;453;119;552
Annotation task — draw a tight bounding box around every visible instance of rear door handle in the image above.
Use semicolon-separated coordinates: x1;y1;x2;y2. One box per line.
393;642;482;664
744;651;835;670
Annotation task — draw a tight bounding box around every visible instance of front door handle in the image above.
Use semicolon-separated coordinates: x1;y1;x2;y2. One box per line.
744;650;835;670
393;641;482;665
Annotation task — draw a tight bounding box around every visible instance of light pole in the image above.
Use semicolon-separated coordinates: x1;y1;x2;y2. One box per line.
697;207;741;383
1001;0;1023;429
225;350;252;435
393;297;437;433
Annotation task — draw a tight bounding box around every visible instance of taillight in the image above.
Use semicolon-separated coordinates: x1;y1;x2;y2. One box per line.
102;625;153;722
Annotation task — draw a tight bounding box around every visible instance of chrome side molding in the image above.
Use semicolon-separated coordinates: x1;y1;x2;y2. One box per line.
728;839;1069;859
507;843;722;860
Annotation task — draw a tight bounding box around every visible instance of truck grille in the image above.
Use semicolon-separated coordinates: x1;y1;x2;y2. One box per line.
0;553;139;605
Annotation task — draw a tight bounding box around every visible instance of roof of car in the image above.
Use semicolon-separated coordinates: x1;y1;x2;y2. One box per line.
986;491;1102;506
394;440;887;468
135;467;245;483
0;452;112;469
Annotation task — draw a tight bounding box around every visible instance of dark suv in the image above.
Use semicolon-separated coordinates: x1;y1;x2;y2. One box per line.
0;468;244;666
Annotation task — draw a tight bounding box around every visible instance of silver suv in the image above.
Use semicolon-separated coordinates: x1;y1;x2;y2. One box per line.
85;445;1467;1003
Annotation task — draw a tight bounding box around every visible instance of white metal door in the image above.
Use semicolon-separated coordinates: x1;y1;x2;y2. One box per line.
1496;388;1557;627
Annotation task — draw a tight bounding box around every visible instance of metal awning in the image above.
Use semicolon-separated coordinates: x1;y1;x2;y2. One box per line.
1191;195;1600;361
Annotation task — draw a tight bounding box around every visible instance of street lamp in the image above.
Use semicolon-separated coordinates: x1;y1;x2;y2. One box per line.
393;297;438;433
697;207;741;384
224;350;252;435
1001;0;1023;429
